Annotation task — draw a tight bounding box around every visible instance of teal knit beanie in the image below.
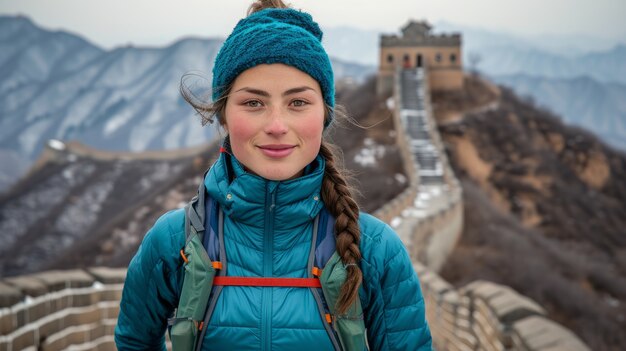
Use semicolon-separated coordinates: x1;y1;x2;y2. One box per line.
212;8;335;126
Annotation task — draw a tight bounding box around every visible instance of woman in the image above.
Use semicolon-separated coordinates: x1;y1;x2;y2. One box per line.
115;1;432;350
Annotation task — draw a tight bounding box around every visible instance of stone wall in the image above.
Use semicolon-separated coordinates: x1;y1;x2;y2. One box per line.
415;262;590;351
373;74;420;224
0;268;125;351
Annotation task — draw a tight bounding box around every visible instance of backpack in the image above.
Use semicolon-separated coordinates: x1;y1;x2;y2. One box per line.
168;177;366;351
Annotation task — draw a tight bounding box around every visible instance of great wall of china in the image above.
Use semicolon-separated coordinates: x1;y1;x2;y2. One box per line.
0;68;590;350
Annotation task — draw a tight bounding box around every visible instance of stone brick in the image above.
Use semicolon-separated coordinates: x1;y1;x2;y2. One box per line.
94;337;117;351
75;306;103;325
474;298;499;328
525;331;560;350
67;327;91;347
0;281;23;307
25;298;50;325
448;339;474;351
71;290;97;308
103;319;116;336
455;328;477;349
89;322;108;340
88;267;127;284
42;331;69;351
48;293;72;316
5;275;48;297
9;327;37;350
100;287;123;302
33;270;95;292
513;316;590;351
420;272;452;299
460;280;505;301
488;288;546;324
541;338;591;351
38;315;65;343
14;305;27;328
456;317;471;331
102;303;120;319
0;308;17;334
457;305;470;319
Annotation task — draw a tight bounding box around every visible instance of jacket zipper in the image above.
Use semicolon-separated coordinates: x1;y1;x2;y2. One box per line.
262;184;276;351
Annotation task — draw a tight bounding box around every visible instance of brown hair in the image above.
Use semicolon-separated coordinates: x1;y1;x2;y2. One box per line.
181;0;363;316
319;142;363;315
248;0;289;15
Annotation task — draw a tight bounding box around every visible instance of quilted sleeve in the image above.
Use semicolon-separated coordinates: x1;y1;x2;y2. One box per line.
361;218;432;351
115;210;185;350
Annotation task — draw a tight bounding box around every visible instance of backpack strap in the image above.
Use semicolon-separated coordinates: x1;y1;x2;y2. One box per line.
308;208;343;351
311;206;368;351
195;187;227;351
170;178;218;351
185;183;205;240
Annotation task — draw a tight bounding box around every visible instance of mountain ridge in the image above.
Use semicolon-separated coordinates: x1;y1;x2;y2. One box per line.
491;73;626;151
0;15;375;192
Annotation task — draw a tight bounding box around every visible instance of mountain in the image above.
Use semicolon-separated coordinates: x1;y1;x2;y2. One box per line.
323;26;380;66
433;76;626;351
0;15;221;192
475;44;626;85
430;22;626;151
433;21;626;85
491;74;626;151
0;16;375;193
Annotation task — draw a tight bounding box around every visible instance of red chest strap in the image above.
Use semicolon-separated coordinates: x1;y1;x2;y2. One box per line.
213;276;322;288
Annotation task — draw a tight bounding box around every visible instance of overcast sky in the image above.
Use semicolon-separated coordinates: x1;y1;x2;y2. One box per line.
2;0;625;49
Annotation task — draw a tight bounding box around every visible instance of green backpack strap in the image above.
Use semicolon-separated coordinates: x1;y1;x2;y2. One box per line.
319;252;367;351
169;182;216;351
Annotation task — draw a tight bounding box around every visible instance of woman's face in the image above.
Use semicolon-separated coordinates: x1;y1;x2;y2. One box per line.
224;64;325;181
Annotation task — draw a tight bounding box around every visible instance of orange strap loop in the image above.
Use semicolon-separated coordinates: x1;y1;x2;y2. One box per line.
312;267;322;277
180;249;189;263
212;261;223;270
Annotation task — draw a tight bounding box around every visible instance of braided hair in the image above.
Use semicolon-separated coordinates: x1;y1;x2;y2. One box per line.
319;141;363;315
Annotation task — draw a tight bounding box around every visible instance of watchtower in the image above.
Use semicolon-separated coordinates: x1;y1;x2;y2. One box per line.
378;21;463;96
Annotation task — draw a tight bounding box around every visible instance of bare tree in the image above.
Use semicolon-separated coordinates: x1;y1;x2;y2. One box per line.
468;52;482;76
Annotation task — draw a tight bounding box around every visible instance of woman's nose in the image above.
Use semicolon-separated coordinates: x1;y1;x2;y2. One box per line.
264;108;288;135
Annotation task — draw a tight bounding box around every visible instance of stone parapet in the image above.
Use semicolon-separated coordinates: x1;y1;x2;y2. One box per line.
381;35;462;47
415;262;590;351
374;68;421;224
0;268;125;350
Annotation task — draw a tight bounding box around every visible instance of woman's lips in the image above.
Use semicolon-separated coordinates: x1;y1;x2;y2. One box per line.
258;144;296;158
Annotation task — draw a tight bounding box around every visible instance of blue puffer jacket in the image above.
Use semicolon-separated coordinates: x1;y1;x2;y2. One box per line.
115;152;432;350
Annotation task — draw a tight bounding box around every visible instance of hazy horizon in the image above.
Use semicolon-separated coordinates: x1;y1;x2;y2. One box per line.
1;0;625;52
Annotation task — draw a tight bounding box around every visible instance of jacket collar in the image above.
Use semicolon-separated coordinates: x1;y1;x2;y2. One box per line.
204;149;325;229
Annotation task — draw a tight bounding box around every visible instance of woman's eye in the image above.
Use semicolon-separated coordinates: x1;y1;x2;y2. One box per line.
245;100;262;108
291;99;308;107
